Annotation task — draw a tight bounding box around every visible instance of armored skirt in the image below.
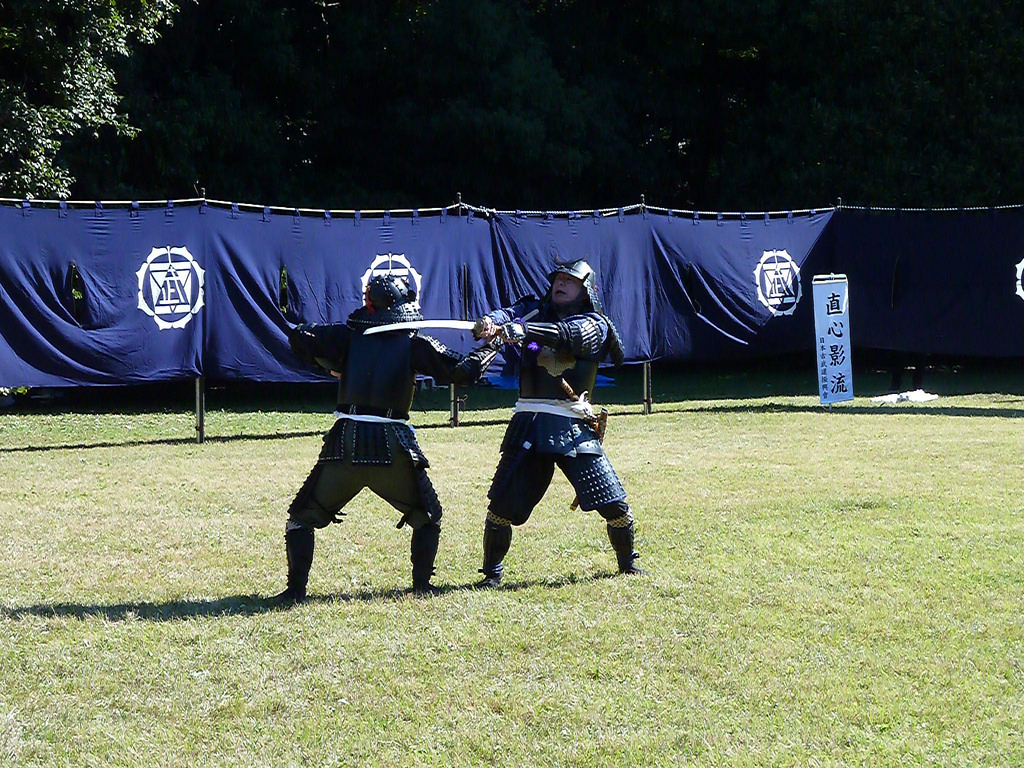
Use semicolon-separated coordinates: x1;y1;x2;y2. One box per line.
486;411;626;525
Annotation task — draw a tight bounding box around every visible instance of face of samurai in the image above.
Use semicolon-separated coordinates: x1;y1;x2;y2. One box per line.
550;272;584;307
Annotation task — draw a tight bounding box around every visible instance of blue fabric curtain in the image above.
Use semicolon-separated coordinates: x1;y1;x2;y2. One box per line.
828;209;1024;356
0;204;203;385
1;202;1020;388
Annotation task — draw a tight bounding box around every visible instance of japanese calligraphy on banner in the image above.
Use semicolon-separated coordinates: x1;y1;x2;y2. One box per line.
812;274;853;405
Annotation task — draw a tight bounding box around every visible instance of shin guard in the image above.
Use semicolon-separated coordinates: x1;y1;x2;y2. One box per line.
410;522;441;590
605;514;643;575
479;515;513;586
278;524;315;602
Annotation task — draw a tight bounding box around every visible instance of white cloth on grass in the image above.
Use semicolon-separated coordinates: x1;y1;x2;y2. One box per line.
870;389;939;404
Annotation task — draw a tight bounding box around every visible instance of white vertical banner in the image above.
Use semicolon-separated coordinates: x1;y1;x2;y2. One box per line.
812;274;853;405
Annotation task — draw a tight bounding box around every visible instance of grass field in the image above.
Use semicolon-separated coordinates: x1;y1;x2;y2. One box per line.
1;364;1022;766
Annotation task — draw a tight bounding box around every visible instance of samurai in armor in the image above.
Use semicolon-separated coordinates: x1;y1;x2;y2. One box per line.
276;273;497;601
472;259;643;587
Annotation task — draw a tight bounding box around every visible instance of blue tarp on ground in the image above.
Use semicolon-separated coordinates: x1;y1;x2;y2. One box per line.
1;202;1022;387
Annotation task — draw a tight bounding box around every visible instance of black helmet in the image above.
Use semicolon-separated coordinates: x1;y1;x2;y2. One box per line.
347;273;424;331
548;258;596;285
544;258;624;365
546;258;602;313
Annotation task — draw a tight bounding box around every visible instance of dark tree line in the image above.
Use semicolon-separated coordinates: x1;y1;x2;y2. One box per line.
5;1;1024;210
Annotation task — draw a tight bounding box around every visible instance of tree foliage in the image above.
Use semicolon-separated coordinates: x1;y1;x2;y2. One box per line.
0;0;177;198
7;1;1024;209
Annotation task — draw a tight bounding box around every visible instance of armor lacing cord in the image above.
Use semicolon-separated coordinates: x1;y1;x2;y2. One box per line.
286;519;313;533
567;317;604;356
606;511;634;528
518;321;563;348
486;510;513;527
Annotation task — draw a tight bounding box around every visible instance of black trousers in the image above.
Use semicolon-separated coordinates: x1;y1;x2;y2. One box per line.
288;427;435;530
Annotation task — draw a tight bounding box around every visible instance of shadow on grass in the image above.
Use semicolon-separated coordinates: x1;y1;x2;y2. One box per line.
8;356;1022;453
647;401;1024;418
4;573;622;622
9;395;1024;454
0;419;514;454
0;592;418;621
466;570;622;593
2;594;284;621
2;572;619;622
0;429;326;454
6;355;1024;417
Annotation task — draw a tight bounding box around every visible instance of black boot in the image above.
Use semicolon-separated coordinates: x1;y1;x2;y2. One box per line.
411;522;441;595
275;526;315;604
476;518;512;588
607;522;644;575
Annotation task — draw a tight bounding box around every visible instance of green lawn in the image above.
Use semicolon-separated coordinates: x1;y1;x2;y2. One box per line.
1;367;1022;766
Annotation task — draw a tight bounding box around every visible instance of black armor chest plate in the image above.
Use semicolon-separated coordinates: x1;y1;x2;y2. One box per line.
339;333;415;412
519;304;599;399
519;349;599;399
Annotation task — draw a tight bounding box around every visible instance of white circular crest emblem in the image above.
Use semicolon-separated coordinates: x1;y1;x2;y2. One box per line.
1015;256;1024;302
361;253;423;308
754;249;802;316
136;246;205;330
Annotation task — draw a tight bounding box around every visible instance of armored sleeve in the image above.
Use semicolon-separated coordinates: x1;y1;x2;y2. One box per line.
484;297;539;327
411;335;498;385
288;323;352;373
523;313;608;356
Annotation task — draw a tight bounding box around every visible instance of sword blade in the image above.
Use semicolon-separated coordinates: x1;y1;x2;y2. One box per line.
362;319;478;336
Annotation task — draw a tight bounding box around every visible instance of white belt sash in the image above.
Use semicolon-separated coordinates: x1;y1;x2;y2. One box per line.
332;410;412;430
512;397;595;421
